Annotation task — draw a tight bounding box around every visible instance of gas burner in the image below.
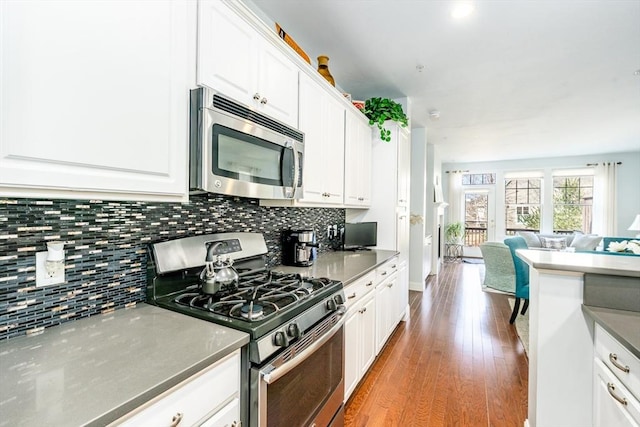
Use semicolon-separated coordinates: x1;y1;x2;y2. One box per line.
240;303;264;319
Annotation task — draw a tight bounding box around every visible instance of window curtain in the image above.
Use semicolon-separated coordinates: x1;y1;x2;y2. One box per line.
447;171;464;226
592;162;618;236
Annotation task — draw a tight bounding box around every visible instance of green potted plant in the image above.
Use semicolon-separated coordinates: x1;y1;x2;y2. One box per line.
445;222;465;244
361;97;409;142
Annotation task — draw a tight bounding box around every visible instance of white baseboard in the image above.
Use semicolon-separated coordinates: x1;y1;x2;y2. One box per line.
524;419;530;427
409;280;425;291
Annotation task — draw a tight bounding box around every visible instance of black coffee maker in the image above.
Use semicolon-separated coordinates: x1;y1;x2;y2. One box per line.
282;229;318;267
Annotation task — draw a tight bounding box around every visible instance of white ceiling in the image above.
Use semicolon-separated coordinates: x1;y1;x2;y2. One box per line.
250;0;640;163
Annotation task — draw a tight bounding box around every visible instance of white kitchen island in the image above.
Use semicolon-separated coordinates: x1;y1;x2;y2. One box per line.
516;250;640;427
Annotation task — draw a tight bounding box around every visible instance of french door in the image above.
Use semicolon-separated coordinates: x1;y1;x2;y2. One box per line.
464;188;495;257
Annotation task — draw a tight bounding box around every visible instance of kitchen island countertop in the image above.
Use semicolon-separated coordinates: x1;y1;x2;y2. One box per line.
273;249;399;285
0;303;249;427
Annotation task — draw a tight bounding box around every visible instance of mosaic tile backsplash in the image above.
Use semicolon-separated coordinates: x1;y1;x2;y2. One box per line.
0;195;345;340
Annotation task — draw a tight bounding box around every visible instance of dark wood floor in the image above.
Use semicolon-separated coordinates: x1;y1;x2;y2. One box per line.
344;261;529;427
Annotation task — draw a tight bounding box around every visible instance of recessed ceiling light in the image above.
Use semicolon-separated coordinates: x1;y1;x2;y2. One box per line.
452;2;474;19
634;69;640;76
416;64;425;73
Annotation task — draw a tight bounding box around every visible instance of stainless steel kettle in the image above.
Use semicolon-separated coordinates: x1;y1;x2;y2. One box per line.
200;256;239;294
200;241;239;294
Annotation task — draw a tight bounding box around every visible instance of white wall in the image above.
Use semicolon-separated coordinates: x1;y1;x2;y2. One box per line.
442;151;640;238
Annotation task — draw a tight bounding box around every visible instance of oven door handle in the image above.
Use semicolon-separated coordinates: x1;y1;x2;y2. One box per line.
261;314;345;385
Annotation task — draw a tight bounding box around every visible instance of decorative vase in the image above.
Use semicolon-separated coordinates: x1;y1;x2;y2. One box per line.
317;55;335;86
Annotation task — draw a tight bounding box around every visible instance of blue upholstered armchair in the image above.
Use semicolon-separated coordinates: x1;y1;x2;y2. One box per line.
503;236;530;324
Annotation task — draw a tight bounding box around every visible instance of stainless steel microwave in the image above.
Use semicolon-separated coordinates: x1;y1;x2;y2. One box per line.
189;88;304;199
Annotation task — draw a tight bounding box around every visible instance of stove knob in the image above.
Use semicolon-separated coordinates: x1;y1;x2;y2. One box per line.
326;299;337;311
287;323;301;339
274;331;289;347
334;294;345;305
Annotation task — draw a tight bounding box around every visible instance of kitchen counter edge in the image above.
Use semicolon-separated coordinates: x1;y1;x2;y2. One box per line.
516;249;640;278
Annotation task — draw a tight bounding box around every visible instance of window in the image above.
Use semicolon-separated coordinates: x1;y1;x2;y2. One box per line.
505;178;541;233
462;173;495;185
552;174;593;233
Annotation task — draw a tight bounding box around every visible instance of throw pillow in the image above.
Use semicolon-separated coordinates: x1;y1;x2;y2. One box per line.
539;236;567;250
517;231;541;248
570;234;603;251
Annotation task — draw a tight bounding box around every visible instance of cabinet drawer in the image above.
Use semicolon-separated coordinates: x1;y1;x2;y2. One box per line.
344;271;376;310
376;257;399;283
113;350;240;426
595;324;640;400
594;358;640;426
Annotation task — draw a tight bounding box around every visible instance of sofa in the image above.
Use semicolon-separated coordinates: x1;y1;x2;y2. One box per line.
515;231;640;256
515;231;602;251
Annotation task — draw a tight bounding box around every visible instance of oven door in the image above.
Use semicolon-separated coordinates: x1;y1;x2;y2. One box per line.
252;315;345;427
194;102;303;200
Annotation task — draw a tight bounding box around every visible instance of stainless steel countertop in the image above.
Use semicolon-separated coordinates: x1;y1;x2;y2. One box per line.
273;249;400;284
516;249;640;277
583;305;640;359
0;303;249;427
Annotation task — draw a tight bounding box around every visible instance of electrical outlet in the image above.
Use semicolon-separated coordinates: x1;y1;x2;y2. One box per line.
327;225;332;239
35;251;65;287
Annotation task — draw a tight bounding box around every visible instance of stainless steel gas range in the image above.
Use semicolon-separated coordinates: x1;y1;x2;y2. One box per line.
147;232;346;427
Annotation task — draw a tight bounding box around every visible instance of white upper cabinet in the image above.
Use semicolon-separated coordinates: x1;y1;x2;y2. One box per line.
0;1;191;202
344;109;372;207
397;127;411;207
197;0;298;127
296;72;345;205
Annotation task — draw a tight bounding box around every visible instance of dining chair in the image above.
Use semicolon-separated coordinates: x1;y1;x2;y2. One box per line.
503;236;530;324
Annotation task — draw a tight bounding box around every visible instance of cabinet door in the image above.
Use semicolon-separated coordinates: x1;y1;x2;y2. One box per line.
397;262;409;323
322;96;345;203
397;127;411;207
1;1;189;201
360;293;377;375
200;397;240;427
298;74;326;202
197;0;257;105
298;73;344;205
375;279;391;355
397;208;410;264
344;110;372;207
344;306;361;400
594;359;640;426
257;41;299;127
115;351;240;427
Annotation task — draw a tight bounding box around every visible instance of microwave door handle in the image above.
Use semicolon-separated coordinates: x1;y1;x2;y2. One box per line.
281;142;298;199
292;145;300;199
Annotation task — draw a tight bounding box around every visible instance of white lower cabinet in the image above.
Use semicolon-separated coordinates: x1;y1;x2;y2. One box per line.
376;271;399;355
594;359;640;426
593;324;640;426
112;350;241;427
344;257;408;402
344;272;376;400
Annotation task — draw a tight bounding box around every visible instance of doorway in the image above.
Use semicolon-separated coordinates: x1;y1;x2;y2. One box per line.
464;188;494;257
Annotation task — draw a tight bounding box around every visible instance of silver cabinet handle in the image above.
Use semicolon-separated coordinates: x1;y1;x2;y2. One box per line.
381;271;387;276
609;353;630;373
607;383;628;406
387;283;393;288
253;93;261;101
170;412;183;427
366;281;373;287
359;307;367;314
391;264;397;268
348;293;356;299
260;97;268;105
